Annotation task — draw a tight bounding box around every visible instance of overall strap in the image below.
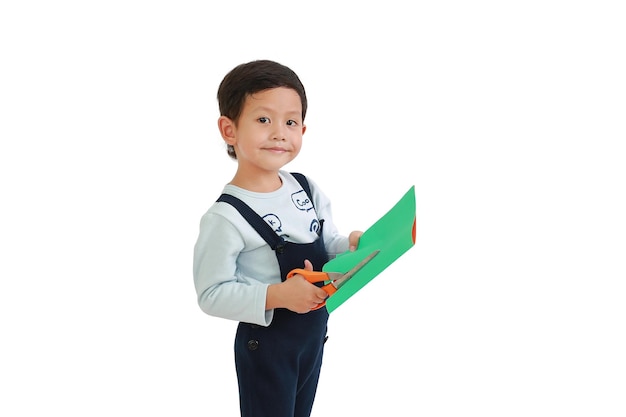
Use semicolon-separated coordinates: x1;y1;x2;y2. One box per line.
216;194;286;253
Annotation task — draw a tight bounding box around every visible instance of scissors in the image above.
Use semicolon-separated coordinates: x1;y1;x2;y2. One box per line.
286;250;380;310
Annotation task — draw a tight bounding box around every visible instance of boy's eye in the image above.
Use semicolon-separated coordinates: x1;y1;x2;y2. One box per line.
286;120;297;126
258;117;269;124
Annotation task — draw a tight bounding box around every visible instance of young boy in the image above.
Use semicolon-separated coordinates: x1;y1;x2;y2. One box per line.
193;60;362;417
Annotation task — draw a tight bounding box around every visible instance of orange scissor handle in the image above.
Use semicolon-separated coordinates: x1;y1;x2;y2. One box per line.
286;269;337;310
286;269;328;283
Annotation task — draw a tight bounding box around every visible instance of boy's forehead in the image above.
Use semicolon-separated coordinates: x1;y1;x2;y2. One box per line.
244;88;303;113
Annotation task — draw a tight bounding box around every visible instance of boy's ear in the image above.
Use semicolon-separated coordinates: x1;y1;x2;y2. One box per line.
218;116;236;145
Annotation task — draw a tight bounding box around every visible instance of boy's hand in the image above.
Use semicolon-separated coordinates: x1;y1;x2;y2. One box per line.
266;260;328;313
348;230;363;251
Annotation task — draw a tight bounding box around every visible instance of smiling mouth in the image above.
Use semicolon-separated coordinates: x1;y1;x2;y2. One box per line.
264;147;289;153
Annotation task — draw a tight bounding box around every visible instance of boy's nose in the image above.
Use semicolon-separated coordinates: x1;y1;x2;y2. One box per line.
272;125;287;141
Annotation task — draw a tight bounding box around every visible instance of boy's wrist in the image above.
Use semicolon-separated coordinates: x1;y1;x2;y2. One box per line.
265;283;283;310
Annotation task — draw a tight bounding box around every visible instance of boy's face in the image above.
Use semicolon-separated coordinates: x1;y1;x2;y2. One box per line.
221;87;306;177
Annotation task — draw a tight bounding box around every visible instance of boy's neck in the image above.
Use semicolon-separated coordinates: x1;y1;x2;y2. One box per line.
229;169;283;193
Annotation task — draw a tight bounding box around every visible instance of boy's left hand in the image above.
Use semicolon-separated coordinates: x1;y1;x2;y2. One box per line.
348;230;363;251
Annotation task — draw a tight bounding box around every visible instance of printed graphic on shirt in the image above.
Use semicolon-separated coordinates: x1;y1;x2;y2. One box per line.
310;219;320;234
263;213;290;239
263;214;283;234
291;190;314;212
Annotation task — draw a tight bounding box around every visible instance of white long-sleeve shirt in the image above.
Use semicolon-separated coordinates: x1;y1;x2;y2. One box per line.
193;171;349;326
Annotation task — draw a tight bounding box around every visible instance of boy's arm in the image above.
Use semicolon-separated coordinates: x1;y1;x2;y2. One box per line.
193;212;270;325
305;176;361;256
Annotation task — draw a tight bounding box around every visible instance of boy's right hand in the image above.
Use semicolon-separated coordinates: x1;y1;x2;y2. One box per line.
266;259;328;313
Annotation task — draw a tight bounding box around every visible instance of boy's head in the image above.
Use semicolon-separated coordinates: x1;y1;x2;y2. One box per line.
217;60;308;159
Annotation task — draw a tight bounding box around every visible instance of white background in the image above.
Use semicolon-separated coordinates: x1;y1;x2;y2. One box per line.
1;1;625;416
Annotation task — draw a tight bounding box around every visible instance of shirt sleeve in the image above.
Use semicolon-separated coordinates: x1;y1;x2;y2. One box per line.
193;210;274;326
306;177;350;258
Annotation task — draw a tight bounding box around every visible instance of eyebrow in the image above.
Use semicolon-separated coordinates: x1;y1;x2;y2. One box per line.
251;106;302;117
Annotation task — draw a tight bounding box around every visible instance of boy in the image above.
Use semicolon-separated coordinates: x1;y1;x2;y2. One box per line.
193;60;362;417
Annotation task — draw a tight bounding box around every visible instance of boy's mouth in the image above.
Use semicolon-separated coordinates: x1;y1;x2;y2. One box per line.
264;146;288;153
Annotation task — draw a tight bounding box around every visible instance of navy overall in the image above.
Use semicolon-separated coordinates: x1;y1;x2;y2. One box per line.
217;173;330;417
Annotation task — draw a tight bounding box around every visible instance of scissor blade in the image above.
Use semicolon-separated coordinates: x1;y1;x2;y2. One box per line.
332;250;380;290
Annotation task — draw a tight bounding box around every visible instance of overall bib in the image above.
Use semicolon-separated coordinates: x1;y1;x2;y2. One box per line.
217;173;330;417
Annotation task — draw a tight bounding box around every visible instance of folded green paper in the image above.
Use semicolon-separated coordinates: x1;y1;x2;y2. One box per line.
324;186;416;313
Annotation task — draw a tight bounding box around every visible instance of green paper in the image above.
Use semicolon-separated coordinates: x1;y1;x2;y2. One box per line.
324;186;416;313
